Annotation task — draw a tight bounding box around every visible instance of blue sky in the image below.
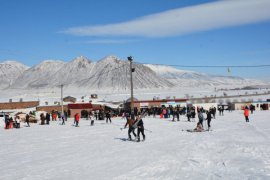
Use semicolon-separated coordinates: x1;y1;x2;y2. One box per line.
1;0;270;80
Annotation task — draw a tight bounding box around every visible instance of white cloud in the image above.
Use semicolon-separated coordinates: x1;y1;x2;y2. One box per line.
84;39;139;44
63;0;270;37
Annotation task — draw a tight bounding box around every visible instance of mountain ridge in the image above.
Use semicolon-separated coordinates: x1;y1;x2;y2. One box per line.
1;56;267;90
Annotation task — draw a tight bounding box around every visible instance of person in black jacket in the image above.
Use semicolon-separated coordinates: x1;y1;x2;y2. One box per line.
205;110;213;131
46;113;50;125
25;114;30;127
136;115;145;142
105;111;111;123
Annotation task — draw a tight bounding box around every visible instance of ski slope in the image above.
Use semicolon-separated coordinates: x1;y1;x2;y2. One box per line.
0;111;270;180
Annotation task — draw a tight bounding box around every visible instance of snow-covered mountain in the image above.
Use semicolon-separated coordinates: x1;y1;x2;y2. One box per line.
48;56;95;86
2;56;267;91
0;61;29;89
144;64;266;87
10;60;66;89
5;56;174;90
77;55;174;89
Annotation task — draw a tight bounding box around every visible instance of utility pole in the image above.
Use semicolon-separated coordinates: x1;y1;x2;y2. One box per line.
128;56;135;119
61;84;64;116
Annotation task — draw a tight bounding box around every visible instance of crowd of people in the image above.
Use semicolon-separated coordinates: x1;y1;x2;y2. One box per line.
2;104;255;142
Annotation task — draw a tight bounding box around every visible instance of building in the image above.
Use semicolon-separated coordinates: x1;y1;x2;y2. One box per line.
36;105;68;113
190;102;218;111
63;96;76;103
125;98;187;110
68;103;93;117
251;101;270;110
0;101;39;110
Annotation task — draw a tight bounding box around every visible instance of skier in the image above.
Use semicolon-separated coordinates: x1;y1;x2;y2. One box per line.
187;109;191;122
218;106;222;116
198;110;204;127
244;106;249;122
105;111;111;123
194;122;204;132
205;110;212;131
176;107;180;121
89;111;94;126
4;113;9;129
46;113;50;125
14;116;20;128
61;113;65;125
124;117;136;141
221;106;224;116
94;111;98;120
25;113;30;127
40;113;45;125
52;113;57;121
191;107;196;120
75;113;80;127
250;104;255;114
136;115;145;142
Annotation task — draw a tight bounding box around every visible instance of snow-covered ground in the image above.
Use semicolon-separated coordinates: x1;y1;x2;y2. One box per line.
1;111;270;180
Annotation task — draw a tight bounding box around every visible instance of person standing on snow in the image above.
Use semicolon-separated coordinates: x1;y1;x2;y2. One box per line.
198;110;204;127
105;111;111;123
40;113;45;125
61;113;65;125
75;113;80;127
205;110;213;131
25;113;30;127
244;106;249;122
46;113;50;125
136;115;145;142
124;118;137;141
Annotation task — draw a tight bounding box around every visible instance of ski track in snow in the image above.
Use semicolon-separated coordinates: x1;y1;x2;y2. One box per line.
0;111;270;180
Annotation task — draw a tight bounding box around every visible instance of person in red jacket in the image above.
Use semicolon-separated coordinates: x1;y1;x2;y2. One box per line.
244;106;249;122
75;113;80;127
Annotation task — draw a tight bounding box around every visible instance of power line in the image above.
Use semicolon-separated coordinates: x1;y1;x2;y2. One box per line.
137;62;270;68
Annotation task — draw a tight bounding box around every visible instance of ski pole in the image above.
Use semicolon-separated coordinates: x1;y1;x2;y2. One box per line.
144;128;152;133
